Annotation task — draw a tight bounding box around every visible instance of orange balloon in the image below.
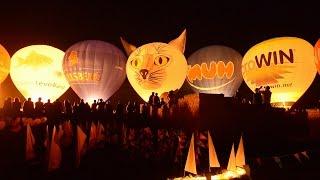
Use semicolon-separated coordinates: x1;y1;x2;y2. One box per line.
315;39;320;74
0;44;10;83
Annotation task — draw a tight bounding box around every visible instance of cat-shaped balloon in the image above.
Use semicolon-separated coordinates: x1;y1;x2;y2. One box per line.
121;30;188;102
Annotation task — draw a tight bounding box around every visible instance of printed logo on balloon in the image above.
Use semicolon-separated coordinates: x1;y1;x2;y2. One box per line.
242;37;317;107
121;30;188;102
63;40;127;103
187;46;243;97
10;45;70;101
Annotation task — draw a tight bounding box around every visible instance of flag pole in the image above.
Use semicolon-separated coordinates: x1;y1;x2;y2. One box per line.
208;131;211;173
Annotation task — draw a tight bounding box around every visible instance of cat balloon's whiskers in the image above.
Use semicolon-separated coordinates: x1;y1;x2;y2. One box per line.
148;79;162;85
148;75;164;80
151;69;165;74
149;80;160;84
148;77;163;81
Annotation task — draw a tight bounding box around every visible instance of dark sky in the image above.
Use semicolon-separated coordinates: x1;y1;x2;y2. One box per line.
0;1;319;106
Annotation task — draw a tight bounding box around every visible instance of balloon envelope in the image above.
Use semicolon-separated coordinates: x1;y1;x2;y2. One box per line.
314;39;320;74
0;44;10;83
10;45;70;101
63;40;126;102
242;37;316;107
187;45;243;97
126;42;188;101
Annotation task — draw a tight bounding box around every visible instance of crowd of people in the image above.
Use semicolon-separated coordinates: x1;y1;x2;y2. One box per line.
252;86;272;105
0;90;218;177
0;88;316;179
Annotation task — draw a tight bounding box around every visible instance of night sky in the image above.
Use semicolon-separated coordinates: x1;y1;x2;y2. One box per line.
0;1;319;106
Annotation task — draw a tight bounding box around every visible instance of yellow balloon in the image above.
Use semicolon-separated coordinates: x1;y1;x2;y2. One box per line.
122;30;188;102
10;45;70;101
0;44;10;83
242;37;317;107
314;39;320;74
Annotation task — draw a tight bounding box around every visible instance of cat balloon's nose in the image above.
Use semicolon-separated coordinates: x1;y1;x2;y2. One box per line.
140;69;149;79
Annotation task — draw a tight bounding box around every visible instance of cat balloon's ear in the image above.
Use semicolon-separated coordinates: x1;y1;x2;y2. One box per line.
120;37;137;56
168;29;187;53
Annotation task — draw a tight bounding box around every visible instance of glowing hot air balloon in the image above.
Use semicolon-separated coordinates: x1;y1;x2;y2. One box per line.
314;39;320;74
121;30;188;102
187;45;243;97
0;44;10;83
10;45;70;101
242;37;317;107
63;40;126;103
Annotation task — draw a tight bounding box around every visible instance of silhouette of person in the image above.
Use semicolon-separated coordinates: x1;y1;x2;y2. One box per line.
262;86;272;105
168;90;176;107
126;101;134;114
148;92;155;105
44;99;52;115
23;98;34;118
153;93;160;107
3;97;13;117
97;99;105;113
115;101;124;122
253;87;262;105
160;98;166;107
35;97;44;117
64;100;72;116
91;100;97;112
12;97;22;117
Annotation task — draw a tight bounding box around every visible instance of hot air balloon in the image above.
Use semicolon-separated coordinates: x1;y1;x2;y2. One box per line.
121;30;188;102
314;39;320;74
0;44;10;84
10;45;70;101
242;37;317;108
187;45;243;97
63;40;126;103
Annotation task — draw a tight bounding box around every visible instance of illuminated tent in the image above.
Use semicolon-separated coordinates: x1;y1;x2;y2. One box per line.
0;44;10;83
242;37;317;107
187;45;243;97
63;40;126;103
10;45;70;101
121;30;188;102
314;39;320;74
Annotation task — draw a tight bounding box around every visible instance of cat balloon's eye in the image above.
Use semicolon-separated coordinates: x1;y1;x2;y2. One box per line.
130;59;139;68
154;56;170;66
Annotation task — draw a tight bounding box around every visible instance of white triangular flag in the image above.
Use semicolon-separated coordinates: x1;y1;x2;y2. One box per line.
76;125;87;167
26;124;36;160
64;120;73;136
122;123;127;145
273;157;282;168
48;126;61;171
184;133;197;175
44;125;49;148
227;143;236;172
208;131;220;167
293;153;302;163
63;120;73;146
236;135;246;167
57;125;64;144
97;122;105;142
301;151;309;159
256;157;262;166
89;122;97;148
